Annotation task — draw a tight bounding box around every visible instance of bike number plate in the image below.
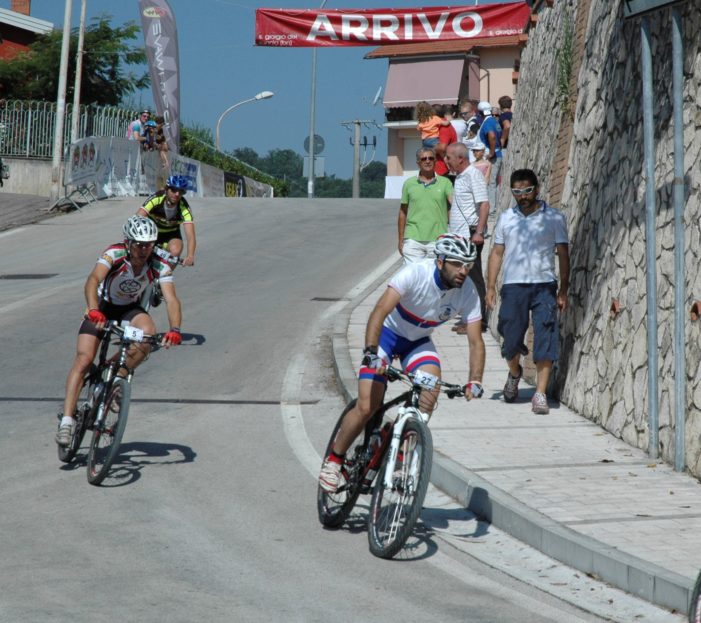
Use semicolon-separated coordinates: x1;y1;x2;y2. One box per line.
414;370;438;390
123;325;144;342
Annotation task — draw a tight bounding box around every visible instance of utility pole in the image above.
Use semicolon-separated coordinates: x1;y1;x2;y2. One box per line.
50;0;73;203
341;119;377;199
70;0;87;144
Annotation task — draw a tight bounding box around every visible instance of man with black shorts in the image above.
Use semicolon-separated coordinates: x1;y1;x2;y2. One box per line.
55;216;183;446
138;174;196;266
486;169;570;415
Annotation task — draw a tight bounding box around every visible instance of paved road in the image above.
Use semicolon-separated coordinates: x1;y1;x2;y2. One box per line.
0;197;610;622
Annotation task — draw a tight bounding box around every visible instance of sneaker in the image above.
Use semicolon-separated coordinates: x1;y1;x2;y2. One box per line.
55;423;74;446
503;365;522;403
531;392;550;414
319;457;343;493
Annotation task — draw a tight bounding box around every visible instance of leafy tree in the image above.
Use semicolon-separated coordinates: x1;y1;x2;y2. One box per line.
0;15;148;105
233;147;387;198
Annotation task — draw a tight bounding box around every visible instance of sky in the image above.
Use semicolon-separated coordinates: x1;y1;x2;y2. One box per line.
10;0;510;177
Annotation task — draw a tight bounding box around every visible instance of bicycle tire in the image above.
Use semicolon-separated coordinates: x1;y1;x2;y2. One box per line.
317;399;367;528
367;417;433;559
86;377;131;486
58;367;96;464
689;570;701;623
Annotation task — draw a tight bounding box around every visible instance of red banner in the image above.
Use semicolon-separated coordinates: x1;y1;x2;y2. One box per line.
255;2;529;47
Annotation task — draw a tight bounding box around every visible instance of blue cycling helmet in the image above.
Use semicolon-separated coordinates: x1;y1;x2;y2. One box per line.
166;175;188;191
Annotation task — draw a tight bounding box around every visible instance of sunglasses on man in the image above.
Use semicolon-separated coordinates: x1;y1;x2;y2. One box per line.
511;186;536;196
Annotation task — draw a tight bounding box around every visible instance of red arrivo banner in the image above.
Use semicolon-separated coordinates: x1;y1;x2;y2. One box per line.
255;2;529;48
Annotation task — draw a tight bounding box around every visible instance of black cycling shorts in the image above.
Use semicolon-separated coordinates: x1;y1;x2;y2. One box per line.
78;301;147;337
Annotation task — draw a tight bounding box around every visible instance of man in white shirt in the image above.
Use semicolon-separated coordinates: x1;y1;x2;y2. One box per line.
445;142;490;332
486;169;569;415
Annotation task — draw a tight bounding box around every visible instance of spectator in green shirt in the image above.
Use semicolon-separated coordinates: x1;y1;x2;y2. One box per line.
398;147;453;263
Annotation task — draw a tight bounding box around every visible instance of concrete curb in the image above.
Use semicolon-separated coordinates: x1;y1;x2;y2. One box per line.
330;267;693;615
430;454;692;614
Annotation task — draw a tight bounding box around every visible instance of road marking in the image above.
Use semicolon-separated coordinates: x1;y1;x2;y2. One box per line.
280;252;399;478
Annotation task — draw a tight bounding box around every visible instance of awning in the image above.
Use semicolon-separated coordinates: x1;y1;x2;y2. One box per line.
383;57;467;107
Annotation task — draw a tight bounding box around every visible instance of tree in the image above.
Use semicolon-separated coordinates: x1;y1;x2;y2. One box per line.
0;15;148;105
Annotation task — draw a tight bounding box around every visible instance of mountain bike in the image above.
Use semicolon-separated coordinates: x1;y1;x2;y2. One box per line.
317;365;465;559
57;321;163;486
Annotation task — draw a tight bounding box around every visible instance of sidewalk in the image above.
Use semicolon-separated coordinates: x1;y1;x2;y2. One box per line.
0;192;55;231
332;257;699;616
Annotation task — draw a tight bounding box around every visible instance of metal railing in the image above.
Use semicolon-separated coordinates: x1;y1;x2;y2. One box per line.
0;100;136;158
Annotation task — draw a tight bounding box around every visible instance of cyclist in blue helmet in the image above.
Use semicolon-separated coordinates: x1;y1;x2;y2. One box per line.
137;173;197;267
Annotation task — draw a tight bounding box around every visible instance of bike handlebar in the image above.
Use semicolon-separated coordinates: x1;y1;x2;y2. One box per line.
385;365;466;399
100;320;165;345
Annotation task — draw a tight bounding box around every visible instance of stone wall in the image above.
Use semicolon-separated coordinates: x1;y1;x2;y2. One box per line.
496;0;701;475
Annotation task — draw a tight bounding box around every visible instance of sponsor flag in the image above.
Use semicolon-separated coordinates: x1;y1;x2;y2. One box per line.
255;2;529;47
139;0;181;152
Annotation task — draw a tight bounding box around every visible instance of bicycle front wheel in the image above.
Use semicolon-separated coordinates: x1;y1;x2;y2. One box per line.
87;377;131;486
58;367;96;464
367;417;433;559
317;399;367;528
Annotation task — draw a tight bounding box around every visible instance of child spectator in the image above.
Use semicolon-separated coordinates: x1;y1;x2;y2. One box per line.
498;95;513;150
154;115;170;170
467;139;492;182
415;100;449;149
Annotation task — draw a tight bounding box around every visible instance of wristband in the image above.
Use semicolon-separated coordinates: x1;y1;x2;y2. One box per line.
363;345;378;355
170;327;181;333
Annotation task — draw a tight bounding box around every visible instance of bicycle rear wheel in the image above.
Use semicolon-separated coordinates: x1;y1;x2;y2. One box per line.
87;377;131;485
367;417;433;559
58;366;96;464
317;399;368;528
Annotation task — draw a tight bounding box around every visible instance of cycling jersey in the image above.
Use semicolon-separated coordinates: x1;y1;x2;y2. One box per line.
141;191;193;233
384;260;481;341
96;243;173;306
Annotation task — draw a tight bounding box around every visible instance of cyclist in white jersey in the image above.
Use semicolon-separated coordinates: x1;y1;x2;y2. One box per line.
319;233;486;493
56;216;184;446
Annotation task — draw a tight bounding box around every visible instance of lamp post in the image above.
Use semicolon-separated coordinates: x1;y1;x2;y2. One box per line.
215;91;274;151
307;0;327;199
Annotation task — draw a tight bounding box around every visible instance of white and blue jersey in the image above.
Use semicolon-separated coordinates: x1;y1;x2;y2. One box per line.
359;260;481;384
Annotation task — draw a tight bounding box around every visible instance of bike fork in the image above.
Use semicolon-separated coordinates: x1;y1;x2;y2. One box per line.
382;408;424;490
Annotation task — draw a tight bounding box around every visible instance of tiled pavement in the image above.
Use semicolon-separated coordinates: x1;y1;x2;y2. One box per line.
333;260;700;616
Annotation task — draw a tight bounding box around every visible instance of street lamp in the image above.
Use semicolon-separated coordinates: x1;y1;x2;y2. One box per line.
215;91;274;151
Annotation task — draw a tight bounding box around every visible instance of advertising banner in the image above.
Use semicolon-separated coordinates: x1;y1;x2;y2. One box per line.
224;171;248;197
140;0;181;152
200;162;225;197
255;2;529;47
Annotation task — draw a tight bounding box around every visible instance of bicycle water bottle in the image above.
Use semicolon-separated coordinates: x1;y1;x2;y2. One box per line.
89;382;104;408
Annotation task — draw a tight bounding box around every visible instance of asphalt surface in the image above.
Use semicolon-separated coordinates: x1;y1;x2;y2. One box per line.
0;193;695;619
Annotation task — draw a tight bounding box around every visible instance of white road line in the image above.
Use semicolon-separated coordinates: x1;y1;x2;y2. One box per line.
280;252;399;477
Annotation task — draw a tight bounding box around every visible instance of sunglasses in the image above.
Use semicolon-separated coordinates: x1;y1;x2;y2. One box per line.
511;186;536;196
445;259;473;270
419;156;435;162
131;241;155;249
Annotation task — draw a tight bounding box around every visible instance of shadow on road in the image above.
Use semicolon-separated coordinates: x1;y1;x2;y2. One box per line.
59;440;197;487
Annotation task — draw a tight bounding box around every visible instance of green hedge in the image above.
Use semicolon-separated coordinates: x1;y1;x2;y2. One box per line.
180;127;289;197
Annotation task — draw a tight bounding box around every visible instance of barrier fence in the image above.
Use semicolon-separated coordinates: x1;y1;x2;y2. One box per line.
0;100;134;159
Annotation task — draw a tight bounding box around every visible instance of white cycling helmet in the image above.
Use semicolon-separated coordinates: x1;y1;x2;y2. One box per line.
123;215;158;243
435;233;477;263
